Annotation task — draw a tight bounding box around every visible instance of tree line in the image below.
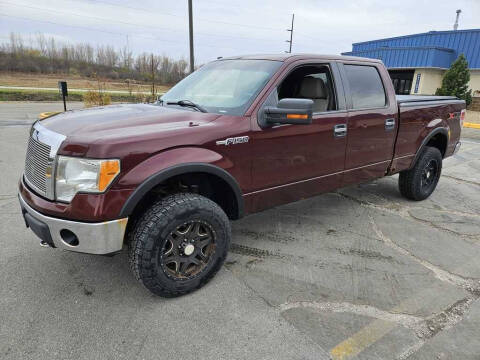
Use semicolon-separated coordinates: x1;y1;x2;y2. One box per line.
0;33;189;85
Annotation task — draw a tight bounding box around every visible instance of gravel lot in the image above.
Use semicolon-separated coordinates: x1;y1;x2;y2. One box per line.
1;102;480;360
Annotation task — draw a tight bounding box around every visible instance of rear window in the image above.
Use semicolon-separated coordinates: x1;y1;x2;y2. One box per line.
344;65;386;109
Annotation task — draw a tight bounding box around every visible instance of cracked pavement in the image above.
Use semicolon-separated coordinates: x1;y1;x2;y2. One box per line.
1;103;480;360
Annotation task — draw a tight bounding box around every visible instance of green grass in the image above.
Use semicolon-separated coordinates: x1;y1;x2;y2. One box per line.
0;88;157;102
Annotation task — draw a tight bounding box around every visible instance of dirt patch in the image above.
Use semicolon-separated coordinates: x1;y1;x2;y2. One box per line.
337;247;403;264
0;71;171;93
230;243;294;260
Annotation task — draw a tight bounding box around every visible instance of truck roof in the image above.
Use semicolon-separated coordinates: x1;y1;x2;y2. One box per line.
219;53;383;63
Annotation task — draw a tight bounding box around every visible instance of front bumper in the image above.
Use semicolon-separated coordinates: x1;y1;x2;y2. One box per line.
19;194;128;255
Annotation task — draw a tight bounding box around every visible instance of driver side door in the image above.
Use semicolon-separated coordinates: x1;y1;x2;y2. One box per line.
245;61;348;213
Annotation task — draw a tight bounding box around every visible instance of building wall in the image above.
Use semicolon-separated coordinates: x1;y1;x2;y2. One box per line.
408;68;480;95
343;28;480;96
469;70;480;95
409;68;445;95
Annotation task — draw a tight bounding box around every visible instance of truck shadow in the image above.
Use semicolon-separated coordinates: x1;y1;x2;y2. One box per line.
18;174;470;304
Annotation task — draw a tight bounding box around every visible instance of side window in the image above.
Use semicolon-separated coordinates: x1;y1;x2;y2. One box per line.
344;65;386;109
277;65;337;113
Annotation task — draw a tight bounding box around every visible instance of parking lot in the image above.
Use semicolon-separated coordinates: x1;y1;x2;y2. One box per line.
1;102;480;360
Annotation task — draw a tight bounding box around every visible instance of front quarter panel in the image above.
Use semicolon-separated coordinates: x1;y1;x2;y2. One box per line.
115;147;234;189
116;146;246;218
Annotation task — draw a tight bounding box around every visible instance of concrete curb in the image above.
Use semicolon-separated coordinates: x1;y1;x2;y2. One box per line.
463;122;480;129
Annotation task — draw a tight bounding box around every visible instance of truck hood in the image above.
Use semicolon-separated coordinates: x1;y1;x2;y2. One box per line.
40;103;220;140
39;103;225;159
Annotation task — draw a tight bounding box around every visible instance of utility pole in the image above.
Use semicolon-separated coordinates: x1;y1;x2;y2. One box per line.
285;13;294;53
453;9;461;31
188;0;194;73
151;53;155;96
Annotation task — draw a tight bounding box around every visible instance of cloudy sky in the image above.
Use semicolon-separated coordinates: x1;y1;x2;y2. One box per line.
0;0;479;64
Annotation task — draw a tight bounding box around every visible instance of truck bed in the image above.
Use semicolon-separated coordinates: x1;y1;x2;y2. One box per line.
393;95;464;172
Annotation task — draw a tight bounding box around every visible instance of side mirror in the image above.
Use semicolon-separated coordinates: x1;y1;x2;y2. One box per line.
264;98;313;126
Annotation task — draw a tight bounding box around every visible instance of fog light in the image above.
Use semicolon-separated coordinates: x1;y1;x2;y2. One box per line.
60;229;79;246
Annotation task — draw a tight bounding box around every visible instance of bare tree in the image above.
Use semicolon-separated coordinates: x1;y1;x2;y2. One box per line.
0;33;188;85
120;45;133;70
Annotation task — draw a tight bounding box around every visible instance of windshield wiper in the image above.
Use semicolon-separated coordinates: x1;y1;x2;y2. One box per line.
166;99;207;113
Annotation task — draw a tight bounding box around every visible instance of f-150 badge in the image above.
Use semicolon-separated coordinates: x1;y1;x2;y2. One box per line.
216;136;249;146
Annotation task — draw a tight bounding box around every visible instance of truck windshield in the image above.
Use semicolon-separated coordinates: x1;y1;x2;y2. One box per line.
159;59;282;116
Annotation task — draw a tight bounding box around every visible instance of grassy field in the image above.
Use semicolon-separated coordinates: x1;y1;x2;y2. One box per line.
0;72;171;93
0;72;172;102
0;88;159;102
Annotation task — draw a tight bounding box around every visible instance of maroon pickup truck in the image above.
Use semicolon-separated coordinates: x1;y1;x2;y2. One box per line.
19;54;465;297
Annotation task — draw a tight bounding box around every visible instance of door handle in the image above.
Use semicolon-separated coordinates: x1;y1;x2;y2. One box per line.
334;124;347;138
385;118;395;131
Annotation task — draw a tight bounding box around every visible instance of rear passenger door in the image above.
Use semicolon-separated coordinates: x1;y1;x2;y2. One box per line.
339;62;398;185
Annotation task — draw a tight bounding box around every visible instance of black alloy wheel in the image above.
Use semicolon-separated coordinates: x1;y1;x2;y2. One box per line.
128;193;231;297
399;146;442;201
160;220;216;280
420;159;439;191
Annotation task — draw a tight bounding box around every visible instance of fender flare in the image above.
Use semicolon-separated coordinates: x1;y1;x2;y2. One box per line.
410;127;448;169
119;162;244;219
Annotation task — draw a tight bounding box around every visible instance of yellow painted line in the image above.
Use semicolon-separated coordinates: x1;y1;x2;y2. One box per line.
330;292;431;360
329;233;479;359
330;320;395;360
463;122;480;129
38;111;61;120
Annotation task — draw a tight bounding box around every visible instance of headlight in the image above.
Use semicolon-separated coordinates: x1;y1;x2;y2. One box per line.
55;156;120;202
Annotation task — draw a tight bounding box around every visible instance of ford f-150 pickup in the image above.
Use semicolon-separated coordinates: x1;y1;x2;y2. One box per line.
19;54;465;297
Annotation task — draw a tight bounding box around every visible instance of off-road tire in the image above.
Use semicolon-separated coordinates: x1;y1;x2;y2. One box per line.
128;193;231;297
399;146;442;201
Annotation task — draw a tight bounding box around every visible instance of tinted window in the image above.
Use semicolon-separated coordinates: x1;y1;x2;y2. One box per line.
344;65;386;109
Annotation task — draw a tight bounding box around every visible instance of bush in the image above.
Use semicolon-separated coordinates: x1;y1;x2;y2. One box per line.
436;54;473;106
83;90;112;107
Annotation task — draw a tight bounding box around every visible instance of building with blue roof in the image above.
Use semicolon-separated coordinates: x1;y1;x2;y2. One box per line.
342;29;480;96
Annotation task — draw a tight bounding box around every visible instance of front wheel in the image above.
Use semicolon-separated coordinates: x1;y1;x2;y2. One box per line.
128;193;231;297
399;146;442;201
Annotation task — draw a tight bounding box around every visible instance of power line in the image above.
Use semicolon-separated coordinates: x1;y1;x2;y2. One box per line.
72;0;284;32
80;0;185;19
0;13;140;40
0;1;186;35
1;2;321;54
0;13;293;54
0;13;238;50
0;1;283;44
83;0;323;43
84;0;292;18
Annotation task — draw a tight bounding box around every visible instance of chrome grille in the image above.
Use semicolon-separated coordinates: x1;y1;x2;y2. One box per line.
24;136;51;196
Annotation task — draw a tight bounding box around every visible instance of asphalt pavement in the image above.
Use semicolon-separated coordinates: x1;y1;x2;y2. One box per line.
1;102;480;360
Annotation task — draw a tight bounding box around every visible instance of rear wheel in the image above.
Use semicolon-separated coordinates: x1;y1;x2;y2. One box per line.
128;193;231;297
399;146;442;201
